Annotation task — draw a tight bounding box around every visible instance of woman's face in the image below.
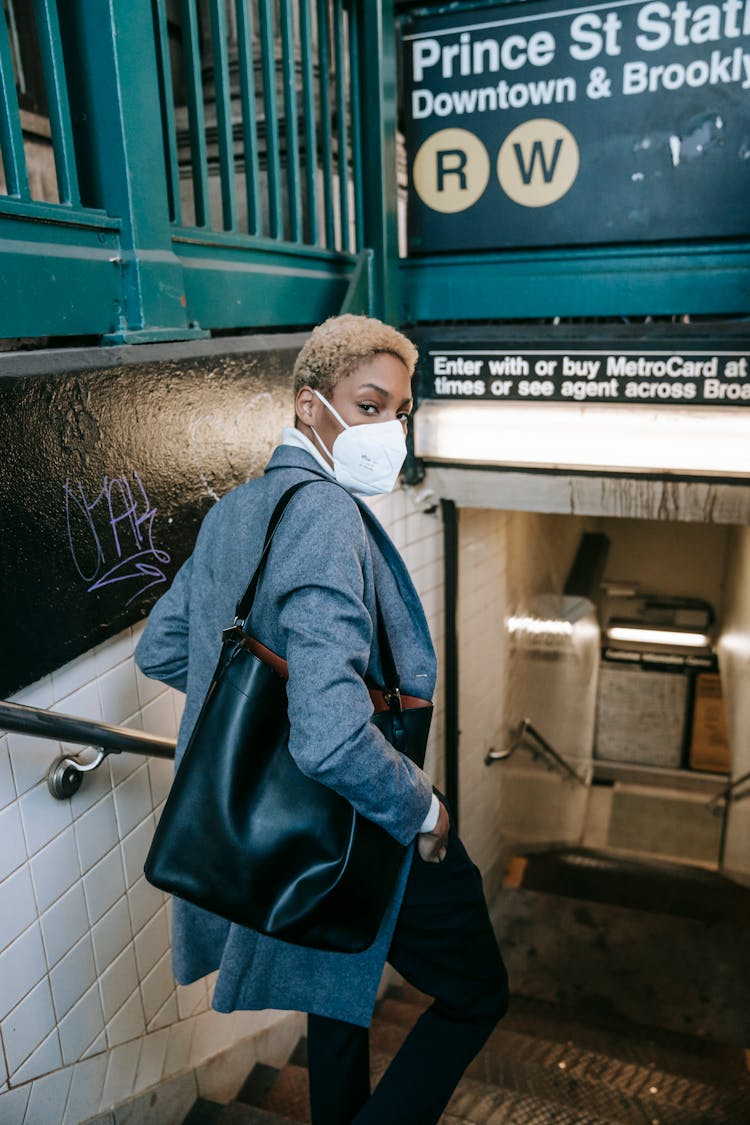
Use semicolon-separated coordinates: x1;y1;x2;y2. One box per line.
296;352;413;464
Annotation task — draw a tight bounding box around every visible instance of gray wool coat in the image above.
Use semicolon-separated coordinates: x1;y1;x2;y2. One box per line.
134;444;438;1027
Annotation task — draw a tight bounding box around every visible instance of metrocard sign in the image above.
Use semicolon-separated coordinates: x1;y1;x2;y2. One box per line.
401;0;750;252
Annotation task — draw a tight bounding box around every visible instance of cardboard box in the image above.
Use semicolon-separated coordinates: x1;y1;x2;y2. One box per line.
689;673;730;773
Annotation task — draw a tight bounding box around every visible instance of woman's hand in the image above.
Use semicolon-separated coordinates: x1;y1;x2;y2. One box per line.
417;801;450;863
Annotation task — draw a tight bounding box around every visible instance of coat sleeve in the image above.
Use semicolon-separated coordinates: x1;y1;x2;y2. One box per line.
134;553;193;693
269;487;434;846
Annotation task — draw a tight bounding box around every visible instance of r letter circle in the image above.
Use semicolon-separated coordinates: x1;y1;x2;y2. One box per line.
412;128;490;213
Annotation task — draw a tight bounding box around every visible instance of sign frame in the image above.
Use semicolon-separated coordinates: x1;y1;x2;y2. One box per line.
419;342;750;407
397;0;750;321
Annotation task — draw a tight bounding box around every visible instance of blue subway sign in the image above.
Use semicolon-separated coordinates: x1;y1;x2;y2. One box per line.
401;0;750;252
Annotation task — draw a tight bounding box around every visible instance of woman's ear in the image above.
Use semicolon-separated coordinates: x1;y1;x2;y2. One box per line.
294;386;316;427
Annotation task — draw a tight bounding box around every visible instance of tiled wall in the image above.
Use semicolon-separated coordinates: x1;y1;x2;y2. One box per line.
500;509;599;848
0;484;446;1125
456;508;598;895
717;525;750;876
454;509;507;877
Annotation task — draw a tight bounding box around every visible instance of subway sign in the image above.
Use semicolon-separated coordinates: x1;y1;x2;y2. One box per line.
419;344;750;404
401;0;750;252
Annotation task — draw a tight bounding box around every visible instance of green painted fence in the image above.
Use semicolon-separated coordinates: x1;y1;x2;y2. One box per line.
0;0;398;342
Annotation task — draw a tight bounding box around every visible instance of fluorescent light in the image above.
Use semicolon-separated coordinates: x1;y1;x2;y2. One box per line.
414;402;750;476
508;615;573;636
606;625;711;648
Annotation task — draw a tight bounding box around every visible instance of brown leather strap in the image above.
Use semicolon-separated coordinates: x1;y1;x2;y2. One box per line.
367;688;432;714
245;636;288;678
241;635;432;714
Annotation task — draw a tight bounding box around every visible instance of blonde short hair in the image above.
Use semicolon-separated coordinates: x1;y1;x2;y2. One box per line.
293;314;418;398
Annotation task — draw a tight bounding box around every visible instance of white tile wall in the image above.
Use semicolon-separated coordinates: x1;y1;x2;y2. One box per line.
99;944;139;1024
451;506;603;884
718;525;750;876
455;509;509;878
0;738;15;811
12;1028;62;1085
21;1067;72;1125
0;804;27;882
58;982;104;1064
61;1053;108;1125
0;482;449;1124
0;868;37;952
40;882;88;969
1;978;57;1076
106;990;146;1048
0;925;46;1022
50;935;97;1020
31;826;81;914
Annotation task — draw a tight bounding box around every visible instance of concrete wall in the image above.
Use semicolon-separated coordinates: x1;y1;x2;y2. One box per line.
597;516;730;620
0;483;446;1125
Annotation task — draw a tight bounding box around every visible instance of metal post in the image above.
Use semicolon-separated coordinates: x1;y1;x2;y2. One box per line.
61;0;206;343
442;499;460;830
357;0;399;322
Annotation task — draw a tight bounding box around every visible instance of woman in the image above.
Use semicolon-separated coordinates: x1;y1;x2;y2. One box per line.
135;314;508;1124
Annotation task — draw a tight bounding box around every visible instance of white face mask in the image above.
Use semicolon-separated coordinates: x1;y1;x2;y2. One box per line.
310;389;408;496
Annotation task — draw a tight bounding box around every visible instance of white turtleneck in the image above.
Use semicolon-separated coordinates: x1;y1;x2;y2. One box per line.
280;425;334;476
278;427;440;838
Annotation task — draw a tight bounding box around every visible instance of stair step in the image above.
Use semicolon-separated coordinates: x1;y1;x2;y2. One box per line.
373;997;750;1124
236;1063;280;1110
443;1075;618;1124
182;1097;224;1125
184;1097;298;1125
496;886;750;1044
262;1064;310;1123
243;1050;617;1125
235;986;750;1125
215;1104;301;1125
503;994;748;1087
511;848;750;925
388;982;750;1088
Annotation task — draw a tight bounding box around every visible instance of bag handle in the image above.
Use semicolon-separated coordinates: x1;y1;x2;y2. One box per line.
234;479;402;702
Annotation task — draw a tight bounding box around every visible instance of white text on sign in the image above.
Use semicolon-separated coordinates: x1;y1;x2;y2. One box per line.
428;351;750;404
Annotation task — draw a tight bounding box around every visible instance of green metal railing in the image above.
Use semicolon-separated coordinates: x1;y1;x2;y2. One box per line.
0;0;399;342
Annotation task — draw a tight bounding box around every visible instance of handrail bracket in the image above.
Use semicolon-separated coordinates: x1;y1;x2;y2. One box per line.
47;749;109;799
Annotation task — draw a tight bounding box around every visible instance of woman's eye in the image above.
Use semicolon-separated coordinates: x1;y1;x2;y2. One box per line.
358;402;378;415
397;412;411;424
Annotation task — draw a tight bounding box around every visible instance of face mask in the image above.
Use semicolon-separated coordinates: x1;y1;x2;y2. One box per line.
310;389;407;496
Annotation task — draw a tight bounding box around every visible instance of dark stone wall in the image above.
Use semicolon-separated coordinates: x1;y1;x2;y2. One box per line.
0;334;304;697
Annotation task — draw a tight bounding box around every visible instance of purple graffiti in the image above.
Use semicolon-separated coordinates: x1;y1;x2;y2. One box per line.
64;470;171;605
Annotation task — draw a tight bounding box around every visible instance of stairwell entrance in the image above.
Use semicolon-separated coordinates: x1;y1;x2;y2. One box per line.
437;487;750;882
421;464;750;1088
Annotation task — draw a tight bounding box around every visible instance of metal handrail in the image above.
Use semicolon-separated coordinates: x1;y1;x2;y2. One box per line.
707;768;750;809
0;699;175;799
485;718;588;787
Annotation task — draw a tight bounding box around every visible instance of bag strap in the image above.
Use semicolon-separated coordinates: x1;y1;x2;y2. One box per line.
234;480;314;625
234;478;402;700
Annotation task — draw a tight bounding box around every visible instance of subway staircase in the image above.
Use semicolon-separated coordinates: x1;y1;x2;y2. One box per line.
181;848;750;1125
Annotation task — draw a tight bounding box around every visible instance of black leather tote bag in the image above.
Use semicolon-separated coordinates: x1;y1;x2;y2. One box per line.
144;479;433;953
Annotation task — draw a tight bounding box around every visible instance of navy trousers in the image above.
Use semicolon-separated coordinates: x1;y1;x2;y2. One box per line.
307;803;509;1124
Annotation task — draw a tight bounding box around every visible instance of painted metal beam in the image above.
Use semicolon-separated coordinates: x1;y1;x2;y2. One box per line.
401;245;750;322
173;234;358;328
